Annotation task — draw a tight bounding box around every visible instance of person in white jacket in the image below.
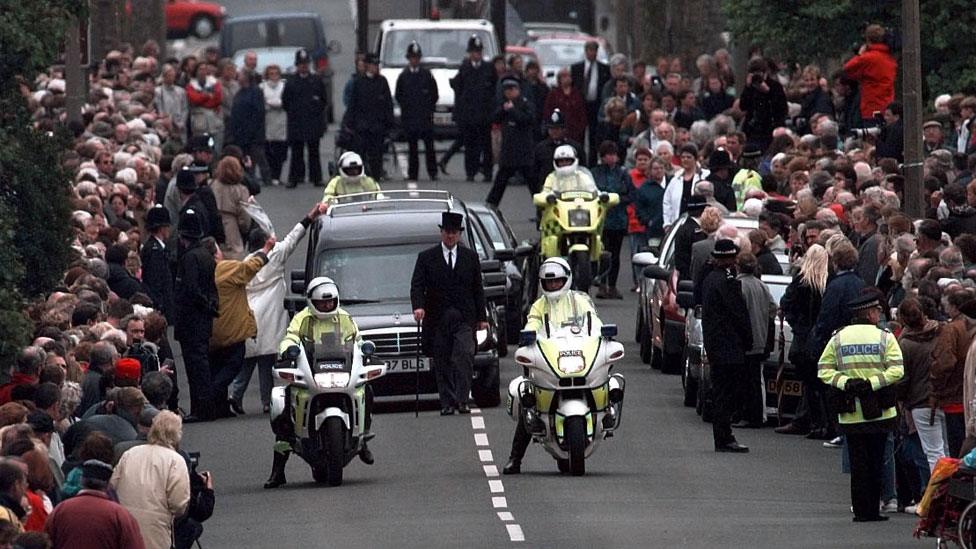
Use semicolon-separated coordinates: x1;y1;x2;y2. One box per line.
260;65;288;186
229;203;324;413
662;143;710;229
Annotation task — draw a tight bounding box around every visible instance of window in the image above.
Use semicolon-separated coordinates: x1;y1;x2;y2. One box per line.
381;29;493;68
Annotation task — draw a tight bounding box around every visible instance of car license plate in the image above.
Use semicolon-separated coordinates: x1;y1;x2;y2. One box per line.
384;358;430;372
434;113;452;126
767;379;802;397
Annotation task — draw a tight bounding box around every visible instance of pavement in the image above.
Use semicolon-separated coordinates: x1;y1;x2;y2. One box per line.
172;1;928;547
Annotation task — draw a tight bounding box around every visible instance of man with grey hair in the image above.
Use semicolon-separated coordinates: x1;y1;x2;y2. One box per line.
0;346;46;404
600;53;630;105
80;341;119;415
694;180;729;215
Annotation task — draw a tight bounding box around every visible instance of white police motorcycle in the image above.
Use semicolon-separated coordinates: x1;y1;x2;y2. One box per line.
271;325;385;486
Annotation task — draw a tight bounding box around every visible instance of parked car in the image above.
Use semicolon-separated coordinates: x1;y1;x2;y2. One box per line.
288;191;508;407
165;0;225;39
524;33;610;87
376;18;498;138
219;12;340;123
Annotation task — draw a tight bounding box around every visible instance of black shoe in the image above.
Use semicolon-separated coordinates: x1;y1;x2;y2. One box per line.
229;398;245;416
440;407;455;416
359;443;374;465
439;161;449;176
773;422;810;435
732;420;763;429
263;453;288;489
312;180;325;187
457;403;471;414
215;404;237;419
182;414;213;424
715;442;750;453
285;181;297;189
853;515;889;522
429;174;438;182
806;428;833;440
502;459;521;475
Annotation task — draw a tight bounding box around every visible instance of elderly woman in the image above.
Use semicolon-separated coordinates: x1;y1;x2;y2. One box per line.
211;155;252;260
112;410;190;549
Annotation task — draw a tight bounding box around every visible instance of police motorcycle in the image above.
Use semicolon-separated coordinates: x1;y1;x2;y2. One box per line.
271;314;386;487
532;145;619;292
507;261;626;476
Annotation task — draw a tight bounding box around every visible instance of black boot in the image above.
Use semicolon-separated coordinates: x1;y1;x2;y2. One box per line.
502;458;521;475
264;452;289;489
359;441;374;465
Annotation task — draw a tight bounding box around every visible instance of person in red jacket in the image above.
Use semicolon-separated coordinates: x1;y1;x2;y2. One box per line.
0;347;43;405
843;24;897;120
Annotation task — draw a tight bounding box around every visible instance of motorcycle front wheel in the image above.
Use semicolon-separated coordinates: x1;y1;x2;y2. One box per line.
569;250;592;291
312;417;346;486
564;416;587;476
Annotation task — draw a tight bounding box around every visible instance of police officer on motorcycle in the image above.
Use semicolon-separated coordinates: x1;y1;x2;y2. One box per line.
502;257;601;474
265;277;374;489
542;145;598;193
321;151;382;204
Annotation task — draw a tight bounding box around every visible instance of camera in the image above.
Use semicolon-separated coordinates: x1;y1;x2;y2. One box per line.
849;111;885;139
749;73;764;87
189;451;201;471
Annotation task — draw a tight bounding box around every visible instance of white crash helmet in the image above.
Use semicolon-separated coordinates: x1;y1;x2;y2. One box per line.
552;145;579;177
338;151;364;182
306;276;340;320
539;257;573;302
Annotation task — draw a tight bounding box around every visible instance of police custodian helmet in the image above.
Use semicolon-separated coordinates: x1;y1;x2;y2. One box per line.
406;41;422;58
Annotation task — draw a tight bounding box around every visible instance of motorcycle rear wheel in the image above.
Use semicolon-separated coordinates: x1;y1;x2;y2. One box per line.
564;416;587;476
313;417;346;486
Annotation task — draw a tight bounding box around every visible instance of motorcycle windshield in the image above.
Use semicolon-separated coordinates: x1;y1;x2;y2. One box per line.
300;321;355;368
552;171;598;194
536;329;601;378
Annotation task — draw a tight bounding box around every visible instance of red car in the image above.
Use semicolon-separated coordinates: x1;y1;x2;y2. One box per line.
165;0;226;39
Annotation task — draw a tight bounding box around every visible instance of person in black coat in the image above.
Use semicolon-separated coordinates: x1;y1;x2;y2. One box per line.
347;53;395;179
739;58;788;152
700;239;753;453
104;244;145;300
704;149;738;212
410;212;488;415
451;35;496;181
395;42;439;181
485;78;536;207
672;196;709;280
174;209;219;422
533;109;584;192
173;167;223;256
141;205;175;322
570;41;611;165
229;71;271;186
282;49;327;187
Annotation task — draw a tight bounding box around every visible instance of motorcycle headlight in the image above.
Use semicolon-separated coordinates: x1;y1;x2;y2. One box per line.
476;328;488;346
568;209;591;227
557;354;586;374
313;372;351;388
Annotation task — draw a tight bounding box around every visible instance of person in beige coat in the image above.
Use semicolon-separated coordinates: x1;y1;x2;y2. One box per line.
111;411;190;549
211;156;252;260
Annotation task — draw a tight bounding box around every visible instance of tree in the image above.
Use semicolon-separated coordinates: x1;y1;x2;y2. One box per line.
0;0;86;366
723;0;976;98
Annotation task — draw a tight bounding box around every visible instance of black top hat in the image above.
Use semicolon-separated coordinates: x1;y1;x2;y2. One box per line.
145;204;172;230
81;459;114;483
711;238;739;258
295;48;311;65
406;41;422;58
439;211;465;232
187;134;214;153
176;167;198;192
686;194;708;212
741;143;762;159
547;109;565;128
708;148;735;170
179;208;206;239
467;35;484;52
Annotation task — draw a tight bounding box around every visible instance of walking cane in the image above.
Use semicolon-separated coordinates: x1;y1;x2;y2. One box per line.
415;319;422;418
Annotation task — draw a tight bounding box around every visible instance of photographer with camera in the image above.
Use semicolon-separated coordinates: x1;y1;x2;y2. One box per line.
874;102;905;163
738;57;788;152
843;24;897;121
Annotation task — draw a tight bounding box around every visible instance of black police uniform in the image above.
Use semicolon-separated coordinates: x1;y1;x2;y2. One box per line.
451;36;496;180
282;49;327;186
174;210;219;421
347;55;395;178
485;80;536;207
533;110;583;193
395;43;440;181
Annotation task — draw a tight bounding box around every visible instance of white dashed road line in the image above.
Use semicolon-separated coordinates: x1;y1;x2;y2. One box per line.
467;407;525;542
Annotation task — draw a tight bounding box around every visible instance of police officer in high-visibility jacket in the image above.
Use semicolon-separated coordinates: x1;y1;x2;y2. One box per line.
818;293;904;522
502;257;601;474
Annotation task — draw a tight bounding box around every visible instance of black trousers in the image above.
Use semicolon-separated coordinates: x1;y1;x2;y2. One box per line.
459;122;489;178
177;328;214;419
405;128;437;180
738;354;765;425
792;358;830;431
431;309;475;409
585;100;600;166
602;228;626;288
355;130;386;178
711;361;739;446
486;165;534;206
947;412;965;457
510;412;531;460
265;141;288;181
847;431;888;519
288;139;322;184
440;137;462;166
209;341;246;414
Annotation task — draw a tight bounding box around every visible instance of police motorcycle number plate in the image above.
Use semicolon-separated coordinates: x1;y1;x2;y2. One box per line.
316;360;351;373
384;358;430;372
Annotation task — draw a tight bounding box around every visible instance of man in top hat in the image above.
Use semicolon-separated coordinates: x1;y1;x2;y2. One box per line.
533;109;584;192
410;212;488;415
395;41;439;182
570;40;611;165
704;148;738;212
282;48;328;188
700;238;753;453
347;52;395;179
672;194;710;280
141;205;175;321
174;208;219;422
451;34;496;182
818;292;904;521
732;143;763;209
486;77;536;206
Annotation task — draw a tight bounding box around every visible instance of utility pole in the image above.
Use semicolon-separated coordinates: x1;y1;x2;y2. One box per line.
902;0;924;218
64;18;85;124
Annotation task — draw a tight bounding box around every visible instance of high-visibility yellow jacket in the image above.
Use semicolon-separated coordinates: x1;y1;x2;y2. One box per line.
278;307;359;356
525;291;601;336
320;176;381;203
817;323;904;425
